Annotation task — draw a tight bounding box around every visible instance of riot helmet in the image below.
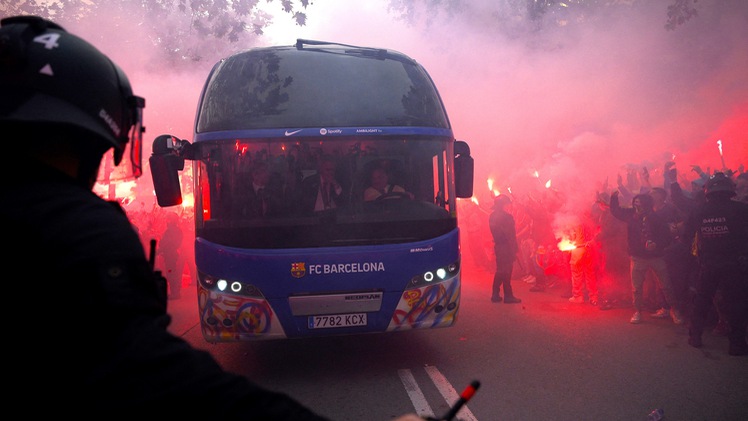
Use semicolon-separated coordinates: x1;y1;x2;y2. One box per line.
704;172;736;197
0;15;145;179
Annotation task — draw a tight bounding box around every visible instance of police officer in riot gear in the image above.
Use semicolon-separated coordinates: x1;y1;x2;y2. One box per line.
684;172;748;356
1;16;430;419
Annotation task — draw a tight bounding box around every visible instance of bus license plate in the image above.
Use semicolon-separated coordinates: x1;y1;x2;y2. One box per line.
309;313;367;329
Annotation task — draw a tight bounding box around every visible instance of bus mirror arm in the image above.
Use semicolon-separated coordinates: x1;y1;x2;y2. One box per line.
150;134;190;207
173;137;197;160
152;134;196;160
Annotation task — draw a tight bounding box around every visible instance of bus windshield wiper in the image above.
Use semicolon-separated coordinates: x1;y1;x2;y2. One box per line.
295;39;413;63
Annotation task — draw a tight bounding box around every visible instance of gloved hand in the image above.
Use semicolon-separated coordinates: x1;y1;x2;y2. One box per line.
691;164;708;178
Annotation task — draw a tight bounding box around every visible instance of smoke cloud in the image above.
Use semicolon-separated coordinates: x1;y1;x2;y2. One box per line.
59;0;747;223
260;0;748;230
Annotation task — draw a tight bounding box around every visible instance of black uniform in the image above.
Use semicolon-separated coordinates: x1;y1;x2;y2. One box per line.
489;206;520;302
3;163;331;419
684;192;748;354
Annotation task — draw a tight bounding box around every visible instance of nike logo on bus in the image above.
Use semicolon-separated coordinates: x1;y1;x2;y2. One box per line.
285;129;303;136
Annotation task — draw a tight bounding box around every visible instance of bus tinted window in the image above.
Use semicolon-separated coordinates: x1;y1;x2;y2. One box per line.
197;47;450;132
193;136;456;249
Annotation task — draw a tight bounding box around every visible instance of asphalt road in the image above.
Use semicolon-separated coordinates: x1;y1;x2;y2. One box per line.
167;262;748;421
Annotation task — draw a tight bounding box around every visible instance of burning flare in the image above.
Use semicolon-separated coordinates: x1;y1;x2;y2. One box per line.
557;238;577;251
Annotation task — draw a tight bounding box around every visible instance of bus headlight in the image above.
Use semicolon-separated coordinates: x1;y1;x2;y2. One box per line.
409;260;460;287
198;271;263;298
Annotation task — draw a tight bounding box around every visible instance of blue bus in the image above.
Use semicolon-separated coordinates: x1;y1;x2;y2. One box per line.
150;39;473;341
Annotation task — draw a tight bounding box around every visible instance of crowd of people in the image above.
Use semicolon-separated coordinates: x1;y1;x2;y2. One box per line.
463;161;748;356
125;201;195;300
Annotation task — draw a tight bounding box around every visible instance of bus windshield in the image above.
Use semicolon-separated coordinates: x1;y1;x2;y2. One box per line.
193;135;457;249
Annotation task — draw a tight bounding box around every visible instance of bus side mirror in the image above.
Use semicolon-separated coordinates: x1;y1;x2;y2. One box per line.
150;134;187;207
454;140;474;198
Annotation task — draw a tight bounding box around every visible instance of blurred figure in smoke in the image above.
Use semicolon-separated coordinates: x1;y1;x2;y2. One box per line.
566;219;600;306
159;211;183;299
176;210;196;287
616;167;648;205
591;191;631;310
609;191;685;325
666;162;707;214
526;191;562;292
129;200;153;251
489;194;522;304
510;196;534;282
459;198;492;272
684;173;748;356
0;15;421;420
592;190;630;310
649;187;693;320
532;243;572;294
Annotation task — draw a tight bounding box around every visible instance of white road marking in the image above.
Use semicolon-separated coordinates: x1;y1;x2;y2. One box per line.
398;366;479;421
398;368;435;418
425;365;479;421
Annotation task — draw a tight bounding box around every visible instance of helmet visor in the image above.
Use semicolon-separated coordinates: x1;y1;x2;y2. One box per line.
96;95;145;182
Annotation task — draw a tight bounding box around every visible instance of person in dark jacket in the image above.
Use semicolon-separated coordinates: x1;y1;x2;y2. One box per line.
684;173;748;356
489;195;522;304
609;191;685;325
649;187;693;320
666;163;730;334
238;160;283;218
0;15;422;420
300;155;346;213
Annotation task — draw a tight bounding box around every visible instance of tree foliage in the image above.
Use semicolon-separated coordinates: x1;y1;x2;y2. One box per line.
1;0;312;67
664;0;699;30
0;0;727;66
387;0;705;34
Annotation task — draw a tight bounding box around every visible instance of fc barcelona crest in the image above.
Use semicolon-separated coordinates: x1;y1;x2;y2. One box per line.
291;262;306;278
